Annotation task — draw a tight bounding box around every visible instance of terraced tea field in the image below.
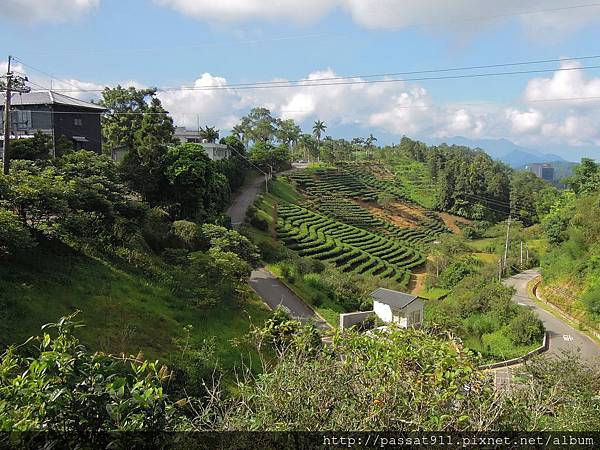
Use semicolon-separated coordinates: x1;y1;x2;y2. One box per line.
277;204;424;286
276;166;449;287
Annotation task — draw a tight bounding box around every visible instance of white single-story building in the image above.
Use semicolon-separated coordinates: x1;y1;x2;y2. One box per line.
371;288;424;328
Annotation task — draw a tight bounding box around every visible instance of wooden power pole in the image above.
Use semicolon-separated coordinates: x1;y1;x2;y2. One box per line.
2;55;31;175
502;215;511;275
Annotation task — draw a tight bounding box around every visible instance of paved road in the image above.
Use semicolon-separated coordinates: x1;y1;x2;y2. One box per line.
250;268;330;330
504;269;600;365
226;173;330;330
226;175;265;231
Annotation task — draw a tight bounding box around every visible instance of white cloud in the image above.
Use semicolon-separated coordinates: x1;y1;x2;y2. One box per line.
524;60;600;106
0;0;99;23
157;73;242;130
505;108;543;133
8;62;600;156
154;0;336;24
154;0;600;36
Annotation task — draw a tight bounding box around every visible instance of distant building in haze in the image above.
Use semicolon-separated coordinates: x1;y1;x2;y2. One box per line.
528;163;555;182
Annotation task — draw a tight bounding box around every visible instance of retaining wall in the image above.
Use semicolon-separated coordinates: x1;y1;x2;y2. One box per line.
339;310;375;329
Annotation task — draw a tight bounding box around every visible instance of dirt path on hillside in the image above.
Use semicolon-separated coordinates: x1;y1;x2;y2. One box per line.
408;265;428;295
438;212;472;235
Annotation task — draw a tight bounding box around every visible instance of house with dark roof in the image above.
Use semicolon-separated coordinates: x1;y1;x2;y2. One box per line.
0;90;106;154
371;288;424;328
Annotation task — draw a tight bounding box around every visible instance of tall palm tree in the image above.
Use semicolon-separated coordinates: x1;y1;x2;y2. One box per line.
312;120;326;162
200;126;219;143
231;124;245;142
312;120;326;143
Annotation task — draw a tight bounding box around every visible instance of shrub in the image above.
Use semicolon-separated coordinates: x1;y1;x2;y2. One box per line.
201;224;260;265
303;273;327;290
0;209;35;257
0;315;182;432
508;309;545;346
171;220;201;250
249;215;269;231
257;240;288;262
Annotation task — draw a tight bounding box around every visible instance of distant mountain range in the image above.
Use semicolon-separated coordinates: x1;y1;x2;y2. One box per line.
425;136;568;168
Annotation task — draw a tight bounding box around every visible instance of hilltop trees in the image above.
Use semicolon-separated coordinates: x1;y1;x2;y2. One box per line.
164;143;229;222
100;86;175;153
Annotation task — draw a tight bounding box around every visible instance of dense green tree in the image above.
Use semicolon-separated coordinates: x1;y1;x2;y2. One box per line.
275;118;301;148
239;107;276;144
510;171;559;226
566;157;600;195
201;223;260;265
164;143;230;222
0;208;35;257
248;142;290;172
100;86;174;154
7;131;52;160
216;136;248;192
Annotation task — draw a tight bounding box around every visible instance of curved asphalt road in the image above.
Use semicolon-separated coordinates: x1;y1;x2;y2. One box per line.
504;269;600;365
226;174;331;331
226;175;265;231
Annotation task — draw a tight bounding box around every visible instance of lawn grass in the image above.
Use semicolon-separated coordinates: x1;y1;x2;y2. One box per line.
419;287;450;300
0;243;271;376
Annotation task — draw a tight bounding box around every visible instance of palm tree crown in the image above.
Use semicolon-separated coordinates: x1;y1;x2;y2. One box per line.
312;120;327;142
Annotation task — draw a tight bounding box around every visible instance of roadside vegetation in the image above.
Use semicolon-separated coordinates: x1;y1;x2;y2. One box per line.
1;96;599;435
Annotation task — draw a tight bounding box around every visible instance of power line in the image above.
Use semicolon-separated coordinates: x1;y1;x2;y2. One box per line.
35;63;600;94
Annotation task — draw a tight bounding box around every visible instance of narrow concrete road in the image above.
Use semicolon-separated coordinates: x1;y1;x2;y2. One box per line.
250;268;330;330
226;175;265;231
504;269;600;365
226;173;330;330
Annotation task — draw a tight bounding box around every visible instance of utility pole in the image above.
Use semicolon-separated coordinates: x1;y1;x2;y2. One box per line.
502;215;511;275
498;258;502;282
526;243;529;265
520;241;524;267
2;58;12;176
1;55;31;175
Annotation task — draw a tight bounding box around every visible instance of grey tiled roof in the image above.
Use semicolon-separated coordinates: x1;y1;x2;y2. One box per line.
0;90;106;111
371;288;418;309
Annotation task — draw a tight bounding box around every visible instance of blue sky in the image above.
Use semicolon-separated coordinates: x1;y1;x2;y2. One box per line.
3;0;600;161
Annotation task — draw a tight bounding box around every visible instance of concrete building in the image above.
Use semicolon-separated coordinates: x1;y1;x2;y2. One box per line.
0;90;105;154
371;288;424;328
174;127;230;161
528;163;555;182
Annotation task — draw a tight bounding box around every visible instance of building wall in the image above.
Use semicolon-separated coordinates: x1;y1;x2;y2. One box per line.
373;301;393;323
0;104;102;154
403;299;424;327
53;105;102;154
373;299;424;328
339;310;375;329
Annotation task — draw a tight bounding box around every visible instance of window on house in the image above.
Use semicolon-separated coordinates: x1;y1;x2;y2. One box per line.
74;118;83;126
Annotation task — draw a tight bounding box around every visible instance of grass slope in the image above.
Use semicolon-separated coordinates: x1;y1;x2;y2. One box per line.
0;242;270;372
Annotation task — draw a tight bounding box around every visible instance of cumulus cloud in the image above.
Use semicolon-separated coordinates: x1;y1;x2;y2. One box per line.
0;0;99;23
154;0;336;24
157;73;242;130
154;0;600;36
9;62;600;154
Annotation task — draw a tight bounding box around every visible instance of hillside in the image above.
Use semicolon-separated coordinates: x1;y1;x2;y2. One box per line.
0;240;271;372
